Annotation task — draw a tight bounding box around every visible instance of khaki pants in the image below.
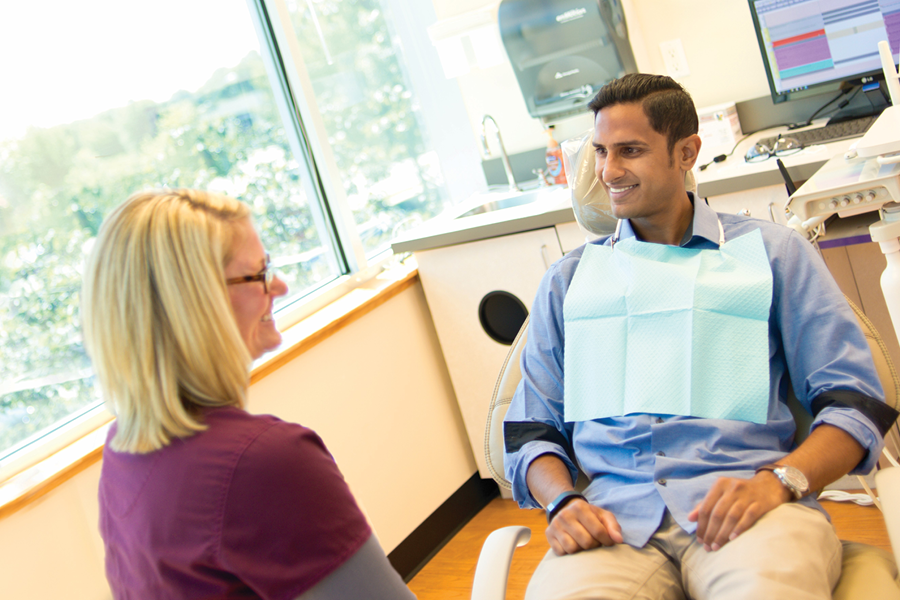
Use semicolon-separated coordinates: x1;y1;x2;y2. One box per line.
526;503;842;600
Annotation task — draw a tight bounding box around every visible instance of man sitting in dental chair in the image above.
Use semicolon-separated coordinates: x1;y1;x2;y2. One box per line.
503;73;900;600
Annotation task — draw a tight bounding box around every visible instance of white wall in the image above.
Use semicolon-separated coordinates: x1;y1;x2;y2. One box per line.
627;0;771;107
431;0;773;155
0;282;476;599
0;462;110;599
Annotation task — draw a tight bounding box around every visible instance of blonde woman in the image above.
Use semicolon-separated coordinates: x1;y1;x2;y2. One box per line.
83;189;415;600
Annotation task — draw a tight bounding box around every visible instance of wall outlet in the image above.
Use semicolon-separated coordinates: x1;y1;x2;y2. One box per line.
660;38;691;78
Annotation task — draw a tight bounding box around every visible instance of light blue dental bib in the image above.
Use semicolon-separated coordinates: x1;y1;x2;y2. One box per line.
563;227;773;424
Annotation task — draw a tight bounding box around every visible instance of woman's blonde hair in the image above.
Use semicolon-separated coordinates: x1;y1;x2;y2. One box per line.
82;189;253;453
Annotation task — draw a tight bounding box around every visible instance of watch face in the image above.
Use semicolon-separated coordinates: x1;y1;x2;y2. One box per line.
776;466;809;493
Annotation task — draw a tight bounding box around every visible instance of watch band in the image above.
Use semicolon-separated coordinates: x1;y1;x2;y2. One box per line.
546;491;586;523
756;464;781;474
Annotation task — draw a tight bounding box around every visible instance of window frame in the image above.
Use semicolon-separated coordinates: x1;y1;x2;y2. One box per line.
247;0;487;331
254;0;368;273
0;0;485;483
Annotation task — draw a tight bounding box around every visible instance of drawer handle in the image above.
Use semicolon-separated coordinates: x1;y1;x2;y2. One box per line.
540;244;550;270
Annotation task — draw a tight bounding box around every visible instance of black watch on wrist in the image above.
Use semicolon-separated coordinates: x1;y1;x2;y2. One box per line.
546;491;586;523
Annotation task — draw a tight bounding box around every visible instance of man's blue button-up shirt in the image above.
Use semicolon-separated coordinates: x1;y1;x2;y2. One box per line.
503;195;887;548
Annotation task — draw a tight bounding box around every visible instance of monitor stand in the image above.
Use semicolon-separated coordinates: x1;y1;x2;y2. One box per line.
827;80;892;124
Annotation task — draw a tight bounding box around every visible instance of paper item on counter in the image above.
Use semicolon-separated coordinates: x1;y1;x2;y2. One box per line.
697;102;743;167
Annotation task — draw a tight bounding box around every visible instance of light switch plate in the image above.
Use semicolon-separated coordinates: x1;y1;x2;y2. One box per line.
660;39;691;78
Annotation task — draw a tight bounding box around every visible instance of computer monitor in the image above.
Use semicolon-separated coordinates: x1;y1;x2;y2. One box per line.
747;0;900;114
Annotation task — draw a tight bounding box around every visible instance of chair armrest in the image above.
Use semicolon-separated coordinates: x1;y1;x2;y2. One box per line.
470;526;532;600
875;467;900;567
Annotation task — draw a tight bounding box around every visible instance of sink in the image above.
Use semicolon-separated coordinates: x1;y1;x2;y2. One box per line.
390;183;575;254
453;185;566;219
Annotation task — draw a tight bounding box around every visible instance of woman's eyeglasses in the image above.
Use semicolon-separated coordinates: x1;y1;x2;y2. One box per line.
744;134;804;163
226;254;274;294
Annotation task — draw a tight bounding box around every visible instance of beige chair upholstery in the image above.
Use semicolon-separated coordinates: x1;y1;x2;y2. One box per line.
482;298;900;597
788;299;900;461
484;316;529;490
851;300;900;465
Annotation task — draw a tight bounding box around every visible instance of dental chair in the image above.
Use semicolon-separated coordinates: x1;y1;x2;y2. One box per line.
474;298;900;600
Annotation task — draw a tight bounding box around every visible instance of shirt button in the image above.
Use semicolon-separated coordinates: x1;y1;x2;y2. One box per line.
656;417;664;424
658;478;667;486
656;451;665;457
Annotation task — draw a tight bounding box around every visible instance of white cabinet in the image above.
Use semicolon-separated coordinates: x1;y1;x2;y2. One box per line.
555;220;594;254
415;227;565;477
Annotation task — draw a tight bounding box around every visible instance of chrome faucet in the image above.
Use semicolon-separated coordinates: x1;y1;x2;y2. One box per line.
480;115;521;192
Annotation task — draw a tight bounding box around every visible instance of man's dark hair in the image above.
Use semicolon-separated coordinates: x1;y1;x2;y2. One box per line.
588;73;699;154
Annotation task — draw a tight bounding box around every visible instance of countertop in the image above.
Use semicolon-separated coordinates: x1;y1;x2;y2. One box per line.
390;185;575;253
696;121;857;198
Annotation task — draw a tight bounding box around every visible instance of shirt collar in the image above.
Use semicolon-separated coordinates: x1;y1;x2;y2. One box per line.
687;193;722;247
615;192;720;248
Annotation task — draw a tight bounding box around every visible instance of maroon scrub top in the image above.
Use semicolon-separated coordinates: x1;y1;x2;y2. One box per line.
99;406;372;599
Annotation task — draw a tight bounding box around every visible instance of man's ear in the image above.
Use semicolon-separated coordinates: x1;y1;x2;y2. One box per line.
676;134;702;170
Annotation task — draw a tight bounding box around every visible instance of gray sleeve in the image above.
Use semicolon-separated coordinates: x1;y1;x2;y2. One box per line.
295;533;417;600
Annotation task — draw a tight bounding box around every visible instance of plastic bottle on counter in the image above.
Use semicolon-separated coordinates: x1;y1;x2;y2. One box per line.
544;125;567;186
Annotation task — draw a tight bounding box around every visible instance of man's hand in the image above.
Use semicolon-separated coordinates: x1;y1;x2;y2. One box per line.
524;454;624;555
546;497;624;555
688;424;867;552
687;471;791;551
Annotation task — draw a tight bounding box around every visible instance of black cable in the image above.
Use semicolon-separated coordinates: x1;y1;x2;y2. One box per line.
697;132;753;171
825;85;863;120
697;123;795;171
788;83;859;129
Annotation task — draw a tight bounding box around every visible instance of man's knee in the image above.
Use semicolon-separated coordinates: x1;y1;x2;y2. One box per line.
683;504;841;600
525;545;684;600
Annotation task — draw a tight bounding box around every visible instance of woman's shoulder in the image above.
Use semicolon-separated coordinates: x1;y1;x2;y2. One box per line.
187;407;331;478
230;413;333;479
219;410;369;553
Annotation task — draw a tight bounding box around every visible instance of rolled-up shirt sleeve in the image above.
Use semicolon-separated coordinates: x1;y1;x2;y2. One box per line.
773;228;893;473
503;254;581;508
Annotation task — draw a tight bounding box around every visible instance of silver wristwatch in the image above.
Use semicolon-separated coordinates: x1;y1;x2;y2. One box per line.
756;464;809;500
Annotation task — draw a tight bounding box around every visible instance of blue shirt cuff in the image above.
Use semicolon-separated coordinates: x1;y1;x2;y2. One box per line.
810;406;883;474
507;440;579;509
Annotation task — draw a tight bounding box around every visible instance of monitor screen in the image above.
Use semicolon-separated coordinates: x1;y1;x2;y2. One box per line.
748;0;900;103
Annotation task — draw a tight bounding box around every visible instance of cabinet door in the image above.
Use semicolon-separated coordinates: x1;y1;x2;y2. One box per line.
415;228;564;477
555;220;601;254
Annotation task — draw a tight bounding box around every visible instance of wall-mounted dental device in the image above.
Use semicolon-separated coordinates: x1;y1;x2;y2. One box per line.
856;41;900;161
788;40;900;224
786;154;900;224
786;40;900;343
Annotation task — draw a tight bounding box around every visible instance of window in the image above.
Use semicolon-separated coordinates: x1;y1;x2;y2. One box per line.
283;0;451;256
0;0;479;472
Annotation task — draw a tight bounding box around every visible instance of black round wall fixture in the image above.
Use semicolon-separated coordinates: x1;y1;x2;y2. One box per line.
478;291;528;345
